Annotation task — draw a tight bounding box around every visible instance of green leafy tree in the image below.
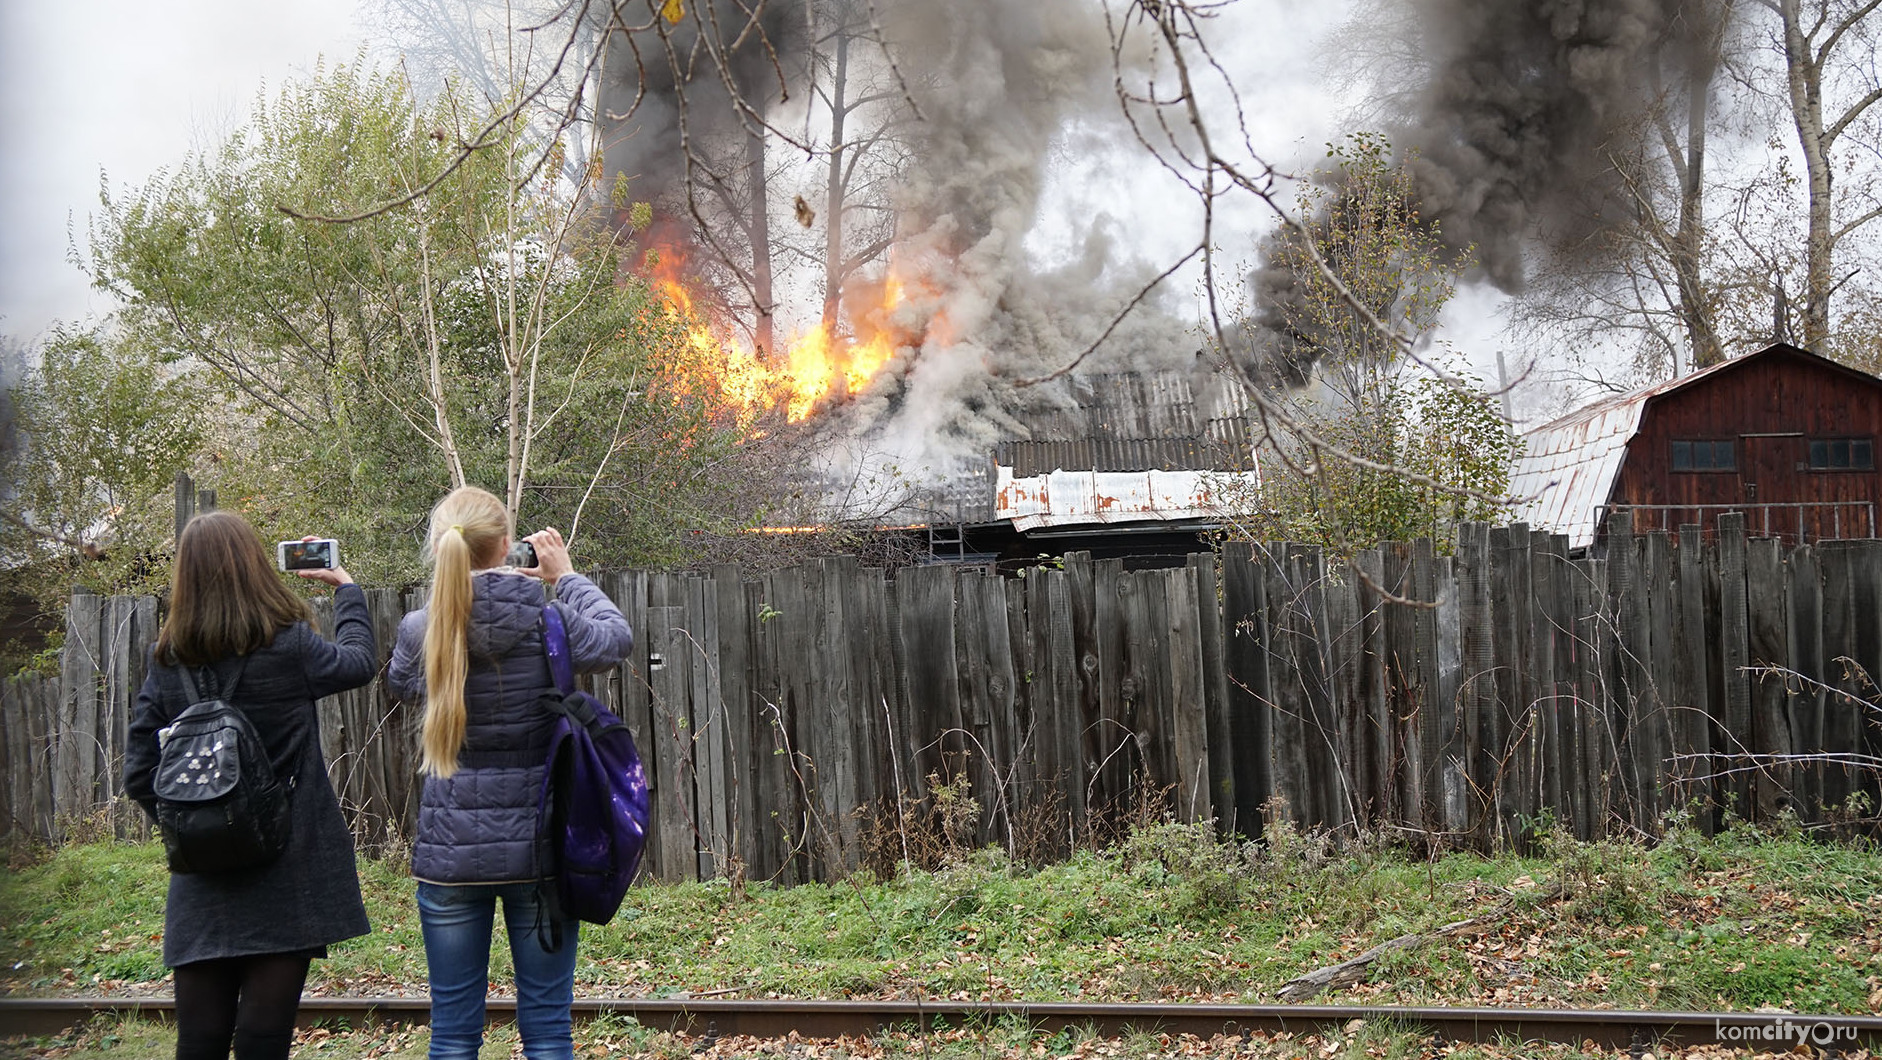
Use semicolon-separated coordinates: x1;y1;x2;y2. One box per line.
89;62;787;582
1234;135;1519;554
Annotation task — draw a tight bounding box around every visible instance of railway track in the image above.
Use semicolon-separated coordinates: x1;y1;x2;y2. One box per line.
3;996;1880;1051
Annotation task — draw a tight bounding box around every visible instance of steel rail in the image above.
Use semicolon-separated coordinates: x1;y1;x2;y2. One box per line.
4;996;1881;1050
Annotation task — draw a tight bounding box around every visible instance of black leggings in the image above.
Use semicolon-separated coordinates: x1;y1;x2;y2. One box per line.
172;953;312;1060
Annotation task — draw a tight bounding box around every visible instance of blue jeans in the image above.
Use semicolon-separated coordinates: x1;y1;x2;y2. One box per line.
417;880;579;1060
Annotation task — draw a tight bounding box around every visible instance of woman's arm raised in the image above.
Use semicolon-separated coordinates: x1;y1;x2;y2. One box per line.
550;574;633;674
301;583;379;698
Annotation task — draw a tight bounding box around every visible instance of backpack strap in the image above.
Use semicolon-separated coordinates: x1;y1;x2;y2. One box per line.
178;666;204;705
541;604;576;697
537;604;576;951
179;655;251;705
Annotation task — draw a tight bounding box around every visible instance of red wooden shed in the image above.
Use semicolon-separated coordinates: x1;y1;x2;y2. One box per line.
1510;342;1882;547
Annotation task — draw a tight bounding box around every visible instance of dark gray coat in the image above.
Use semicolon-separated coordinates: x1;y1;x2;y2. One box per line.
388;571;631;885
124;584;376;968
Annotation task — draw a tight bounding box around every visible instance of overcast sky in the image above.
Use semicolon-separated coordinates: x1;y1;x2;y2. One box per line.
0;0;366;342
0;0;1519;408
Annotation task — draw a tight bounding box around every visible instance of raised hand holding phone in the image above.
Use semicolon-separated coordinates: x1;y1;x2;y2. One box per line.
278;536;353;587
519;527;573;585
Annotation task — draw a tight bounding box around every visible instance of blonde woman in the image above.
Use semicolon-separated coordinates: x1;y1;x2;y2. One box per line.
387;487;631;1060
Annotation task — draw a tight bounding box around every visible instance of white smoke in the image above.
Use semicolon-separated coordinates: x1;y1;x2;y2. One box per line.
822;0;1201;483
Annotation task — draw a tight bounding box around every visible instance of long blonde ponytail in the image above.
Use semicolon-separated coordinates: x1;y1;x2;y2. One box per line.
420;487;511;778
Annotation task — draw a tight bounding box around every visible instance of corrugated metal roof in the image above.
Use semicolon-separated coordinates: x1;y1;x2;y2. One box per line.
1507;393;1646;549
889;462;997;525
993;437;1255;476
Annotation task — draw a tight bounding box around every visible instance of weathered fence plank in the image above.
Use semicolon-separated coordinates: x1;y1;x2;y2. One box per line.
1163;566;1209;822
1530;531;1566;833
645;602;695;882
1637;531;1675;830
1265;545;1307;825
1352;549;1390;827
1607;515;1645;832
1717;514;1754;817
1381;543;1420;832
1092;558;1133;821
57;591;105;835
1745;537;1794;819
1852;542;1882;817
1787;544;1825;819
1221;543;1272;834
1673;525;1714;826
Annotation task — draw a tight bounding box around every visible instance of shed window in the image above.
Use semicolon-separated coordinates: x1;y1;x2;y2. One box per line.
1671;439;1736;472
1808;437;1874;470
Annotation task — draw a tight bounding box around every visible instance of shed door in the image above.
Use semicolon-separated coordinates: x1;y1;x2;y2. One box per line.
1739;433;1803;539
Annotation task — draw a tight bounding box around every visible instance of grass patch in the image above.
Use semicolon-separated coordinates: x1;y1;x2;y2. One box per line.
3;820;1879;1014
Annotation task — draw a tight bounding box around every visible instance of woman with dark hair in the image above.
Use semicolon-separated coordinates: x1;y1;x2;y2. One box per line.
389;485;631;1060
125;511;376;1060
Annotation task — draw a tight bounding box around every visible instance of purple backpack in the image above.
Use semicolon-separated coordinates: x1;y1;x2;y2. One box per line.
537;603;651;924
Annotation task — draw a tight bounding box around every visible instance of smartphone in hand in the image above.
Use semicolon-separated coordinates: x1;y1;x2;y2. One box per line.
504;540;538;568
278;538;340;571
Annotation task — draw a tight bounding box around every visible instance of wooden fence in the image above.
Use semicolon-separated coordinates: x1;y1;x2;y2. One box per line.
5;514;1880;881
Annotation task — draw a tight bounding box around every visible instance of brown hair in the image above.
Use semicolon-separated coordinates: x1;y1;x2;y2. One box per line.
419;486;511;778
155;510;313;666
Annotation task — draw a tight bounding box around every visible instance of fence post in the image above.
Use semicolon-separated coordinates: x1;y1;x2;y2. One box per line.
55;589;106;837
1745;536;1794;819
1716;512;1754;819
1456;522;1495;847
1220;542;1272;836
1673;524;1716;830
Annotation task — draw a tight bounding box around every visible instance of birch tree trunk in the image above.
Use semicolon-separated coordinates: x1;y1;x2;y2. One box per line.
821;24;851;332
1670;25;1726;369
747;126;777;357
1762;0;1882;349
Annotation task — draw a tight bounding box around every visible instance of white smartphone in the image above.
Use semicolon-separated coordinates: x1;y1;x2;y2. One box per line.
277;538;340;571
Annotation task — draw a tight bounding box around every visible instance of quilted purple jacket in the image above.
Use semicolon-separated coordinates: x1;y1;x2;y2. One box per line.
388;570;631;884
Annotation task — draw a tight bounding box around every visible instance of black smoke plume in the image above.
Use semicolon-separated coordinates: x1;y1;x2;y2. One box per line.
599;1;807;234
1237;0;1726;383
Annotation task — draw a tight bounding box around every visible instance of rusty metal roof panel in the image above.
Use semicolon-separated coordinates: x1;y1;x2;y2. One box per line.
995;465;1260;531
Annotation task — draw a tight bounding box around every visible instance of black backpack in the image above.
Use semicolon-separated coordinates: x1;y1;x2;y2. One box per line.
152;659;294;874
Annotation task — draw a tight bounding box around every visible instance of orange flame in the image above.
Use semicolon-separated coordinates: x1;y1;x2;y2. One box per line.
639;244;911;424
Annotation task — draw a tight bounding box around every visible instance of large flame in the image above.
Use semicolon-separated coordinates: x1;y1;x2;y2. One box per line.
640;245;906;423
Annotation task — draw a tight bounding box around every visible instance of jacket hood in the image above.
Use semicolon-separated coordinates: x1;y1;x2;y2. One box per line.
467;570;547;657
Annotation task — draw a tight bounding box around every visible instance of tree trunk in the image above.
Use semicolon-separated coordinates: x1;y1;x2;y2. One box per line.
1674;19;1725;369
822;26;852;333
747;126;776;358
1778;0;1832;347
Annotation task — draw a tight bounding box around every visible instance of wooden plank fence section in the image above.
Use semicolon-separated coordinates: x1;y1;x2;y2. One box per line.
7;521;1882;874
